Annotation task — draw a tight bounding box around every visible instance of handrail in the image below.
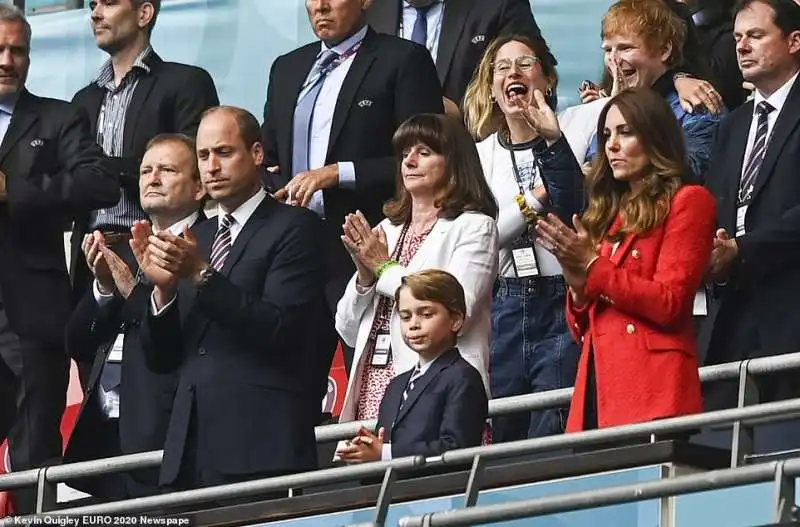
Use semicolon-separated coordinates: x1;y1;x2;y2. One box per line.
8;397;800;519
1;352;800;499
397;457;800;526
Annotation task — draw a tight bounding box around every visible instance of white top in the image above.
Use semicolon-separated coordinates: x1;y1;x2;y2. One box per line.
558;97;610;164
476;133;562;277
335;212;498;422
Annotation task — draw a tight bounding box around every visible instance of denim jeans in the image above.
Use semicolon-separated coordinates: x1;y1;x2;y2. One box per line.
490;275;580;441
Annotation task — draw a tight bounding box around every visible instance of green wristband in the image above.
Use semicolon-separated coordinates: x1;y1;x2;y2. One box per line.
376;260;399;279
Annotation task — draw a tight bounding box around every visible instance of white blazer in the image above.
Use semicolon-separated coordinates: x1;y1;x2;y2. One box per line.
335;211;499;422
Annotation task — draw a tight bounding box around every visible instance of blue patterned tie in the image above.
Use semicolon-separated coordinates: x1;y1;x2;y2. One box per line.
399;365;424;411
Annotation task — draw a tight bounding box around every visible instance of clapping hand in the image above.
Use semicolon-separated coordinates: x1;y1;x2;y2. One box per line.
535;213;598;293
98;244;136;299
512;89;562;144
335;427;386;464
83;231;114;293
341;211;390;277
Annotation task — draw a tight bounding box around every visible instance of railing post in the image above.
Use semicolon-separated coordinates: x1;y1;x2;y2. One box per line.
772;461;797;524
731;359;757;467
373;466;398;527
35;467;56;513
464;455;486;507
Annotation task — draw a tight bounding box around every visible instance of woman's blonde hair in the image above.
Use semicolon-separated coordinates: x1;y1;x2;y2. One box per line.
463;33;558;141
582;88;689;244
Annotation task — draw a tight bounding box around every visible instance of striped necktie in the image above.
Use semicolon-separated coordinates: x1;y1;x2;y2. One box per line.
739;101;775;204
399;365;424;410
210;214;234;271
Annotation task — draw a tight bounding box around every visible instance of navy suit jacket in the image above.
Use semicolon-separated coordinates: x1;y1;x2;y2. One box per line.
377;348;487;459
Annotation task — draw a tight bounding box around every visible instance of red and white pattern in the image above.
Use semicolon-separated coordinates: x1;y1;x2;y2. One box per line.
356;229;430;421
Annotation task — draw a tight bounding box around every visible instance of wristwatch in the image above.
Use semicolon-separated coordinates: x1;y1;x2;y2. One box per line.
196;264;215;289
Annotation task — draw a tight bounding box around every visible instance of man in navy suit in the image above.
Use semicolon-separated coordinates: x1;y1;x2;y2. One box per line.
336;269;487;462
134;106;335;489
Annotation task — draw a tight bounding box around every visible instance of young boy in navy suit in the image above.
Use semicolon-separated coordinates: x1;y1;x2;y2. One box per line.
336;269;488;462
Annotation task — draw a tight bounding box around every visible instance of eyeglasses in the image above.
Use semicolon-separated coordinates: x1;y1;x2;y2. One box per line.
492;55;540;75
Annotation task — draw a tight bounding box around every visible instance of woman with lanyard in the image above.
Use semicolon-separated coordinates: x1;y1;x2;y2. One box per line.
334;113;498;430
463;33;585;442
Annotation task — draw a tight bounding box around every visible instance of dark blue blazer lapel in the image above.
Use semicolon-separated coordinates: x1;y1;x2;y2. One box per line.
218;197;275;277
392;348;460;429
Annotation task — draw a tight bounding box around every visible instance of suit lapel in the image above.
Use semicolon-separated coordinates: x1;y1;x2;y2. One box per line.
0;91;39;165
382;370;409;434
393;349;458;428
84;86;105;135
751;80;800;201
722;107;751;230
279;44;319;186
327;30;378;159
367;0;401;34
219;199;274;277
435;0;472;85
123;74;157;155
403;218;451;271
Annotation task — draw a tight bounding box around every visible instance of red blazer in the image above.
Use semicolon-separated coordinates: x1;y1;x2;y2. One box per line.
565;185;716;432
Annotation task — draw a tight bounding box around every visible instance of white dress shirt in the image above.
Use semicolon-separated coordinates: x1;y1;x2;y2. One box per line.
742;71;800;179
400;0;445;62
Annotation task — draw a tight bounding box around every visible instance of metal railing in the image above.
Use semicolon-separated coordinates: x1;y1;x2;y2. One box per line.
6;397;800;525
397;455;800;526
1;351;800;517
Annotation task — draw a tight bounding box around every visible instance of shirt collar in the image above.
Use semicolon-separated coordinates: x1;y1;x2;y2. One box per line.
651;69;676;98
161;211;200;236
0;93;20;116
95;44;154;88
218;188;266;230
753;70;799;117
320;25;368;55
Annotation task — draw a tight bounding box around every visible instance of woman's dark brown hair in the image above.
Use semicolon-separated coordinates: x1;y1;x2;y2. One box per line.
384;113;498;224
581;88;690;244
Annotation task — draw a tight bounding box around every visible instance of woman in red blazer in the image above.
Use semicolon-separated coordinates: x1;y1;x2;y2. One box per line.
533;88;716;431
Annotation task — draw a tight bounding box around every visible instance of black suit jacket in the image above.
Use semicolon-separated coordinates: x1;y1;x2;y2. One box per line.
70;52;219;298
142;196;336;485
376;348;487;459
0;89;119;345
701;77;800;363
261;27;444;230
63;215;206;497
367;0;542;106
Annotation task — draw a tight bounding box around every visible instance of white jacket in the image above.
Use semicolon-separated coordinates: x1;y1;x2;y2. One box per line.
335;211;499;422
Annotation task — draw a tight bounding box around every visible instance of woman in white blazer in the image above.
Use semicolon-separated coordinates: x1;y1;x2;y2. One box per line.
335;114;499;423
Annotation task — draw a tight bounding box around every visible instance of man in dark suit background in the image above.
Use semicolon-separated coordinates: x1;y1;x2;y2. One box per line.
134;106;335;490
0;5;119;513
366;0;543;114
69;0;218;309
262;0;443;370
64;134;207;499
701;0;800;451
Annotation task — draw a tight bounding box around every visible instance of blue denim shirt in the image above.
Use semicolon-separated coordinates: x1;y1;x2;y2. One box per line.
585;74;724;183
